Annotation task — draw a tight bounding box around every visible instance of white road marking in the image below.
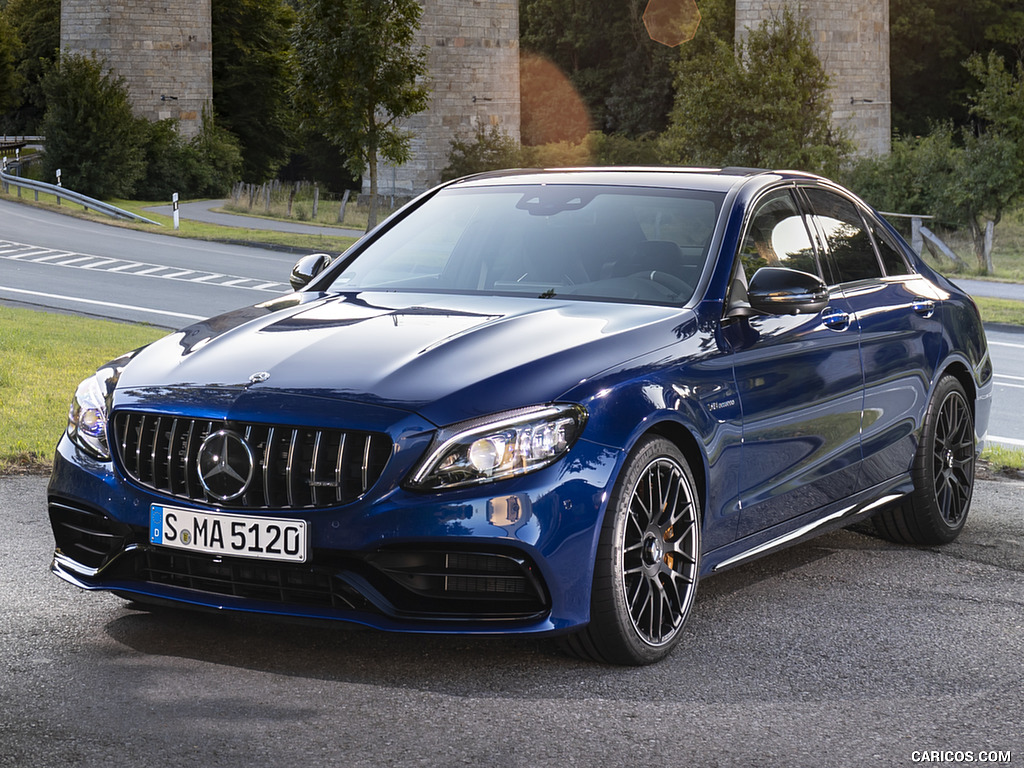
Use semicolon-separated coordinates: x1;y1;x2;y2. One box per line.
988;435;1024;447
0;285;204;321
0;239;288;293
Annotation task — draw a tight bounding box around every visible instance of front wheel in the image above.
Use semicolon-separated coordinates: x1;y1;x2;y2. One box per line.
874;375;976;545
561;437;701;665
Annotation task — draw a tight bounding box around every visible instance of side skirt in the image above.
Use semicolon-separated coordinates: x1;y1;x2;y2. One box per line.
704;475;914;576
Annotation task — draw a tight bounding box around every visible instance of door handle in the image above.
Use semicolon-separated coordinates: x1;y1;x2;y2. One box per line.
913;299;936;318
822;307;850;331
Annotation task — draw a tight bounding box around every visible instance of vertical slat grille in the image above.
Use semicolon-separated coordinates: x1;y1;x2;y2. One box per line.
113;412;391;510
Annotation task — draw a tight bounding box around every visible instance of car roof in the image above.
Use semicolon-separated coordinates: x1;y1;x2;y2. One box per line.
445;166;824;195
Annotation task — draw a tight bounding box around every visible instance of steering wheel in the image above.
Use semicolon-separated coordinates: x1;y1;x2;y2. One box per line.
630;270;692;299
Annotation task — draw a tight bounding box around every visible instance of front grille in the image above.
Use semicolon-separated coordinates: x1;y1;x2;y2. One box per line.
109;546;550;621
134;549;373;611
113;412;392;510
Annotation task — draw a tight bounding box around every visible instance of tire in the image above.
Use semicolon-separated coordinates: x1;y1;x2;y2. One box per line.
873;375;975;545
561;436;701;665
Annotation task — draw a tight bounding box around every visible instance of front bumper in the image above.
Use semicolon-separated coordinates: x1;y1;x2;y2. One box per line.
48;433;622;635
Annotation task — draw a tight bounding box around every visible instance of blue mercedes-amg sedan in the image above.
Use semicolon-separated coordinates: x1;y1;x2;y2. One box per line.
48;168;992;665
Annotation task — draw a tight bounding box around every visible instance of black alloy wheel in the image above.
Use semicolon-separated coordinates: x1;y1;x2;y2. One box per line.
561;436;701;665
874;375;976;545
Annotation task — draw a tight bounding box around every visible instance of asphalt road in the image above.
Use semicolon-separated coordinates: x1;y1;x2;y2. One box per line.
986;325;1024;448
1;474;1022;768
0;197;299;327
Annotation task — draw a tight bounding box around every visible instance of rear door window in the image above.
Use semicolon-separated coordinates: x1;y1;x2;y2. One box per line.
803;188;882;284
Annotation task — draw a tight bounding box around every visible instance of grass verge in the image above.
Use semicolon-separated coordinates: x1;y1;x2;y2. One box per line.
0;305;164;473
981;444;1024;477
974;297;1024;326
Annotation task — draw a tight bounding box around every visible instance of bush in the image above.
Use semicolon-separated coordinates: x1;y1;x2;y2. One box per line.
589;132;660;166
37;54;242;201
39;52;146;198
134;119;200;200
187;108;243;198
844;128;957;216
441;124;521;181
520;138;593;168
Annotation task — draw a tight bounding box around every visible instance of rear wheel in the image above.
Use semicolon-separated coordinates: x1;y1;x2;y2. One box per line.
874;375;975;545
561;437;700;665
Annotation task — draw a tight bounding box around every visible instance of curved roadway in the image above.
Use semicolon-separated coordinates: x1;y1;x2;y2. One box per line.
0;197;305;327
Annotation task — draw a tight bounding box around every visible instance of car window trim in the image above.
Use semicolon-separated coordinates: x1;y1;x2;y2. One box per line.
797;183;894;285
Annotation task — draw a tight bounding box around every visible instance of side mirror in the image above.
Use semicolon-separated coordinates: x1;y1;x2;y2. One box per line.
746;267;829;315
290;253;333;291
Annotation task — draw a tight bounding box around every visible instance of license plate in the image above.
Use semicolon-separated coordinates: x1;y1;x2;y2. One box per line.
149;505;308;563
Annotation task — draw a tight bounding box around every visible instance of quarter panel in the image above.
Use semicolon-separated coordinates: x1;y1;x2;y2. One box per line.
847;276;944;488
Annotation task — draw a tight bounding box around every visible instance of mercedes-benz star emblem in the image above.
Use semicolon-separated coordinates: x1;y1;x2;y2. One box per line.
197;430;255;501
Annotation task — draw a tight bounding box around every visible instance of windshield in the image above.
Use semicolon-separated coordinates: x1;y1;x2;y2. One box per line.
327;184;724;305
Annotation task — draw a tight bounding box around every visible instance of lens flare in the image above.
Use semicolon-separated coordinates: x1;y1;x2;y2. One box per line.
519;52;592;147
643;0;702;47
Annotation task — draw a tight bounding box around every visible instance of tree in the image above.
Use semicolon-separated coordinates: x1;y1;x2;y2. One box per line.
3;0;59;133
520;0;693;136
39;53;147;199
0;11;24;121
955;52;1024;272
188;106;245;197
846;53;1024;275
890;0;1023;136
661;7;851;176
212;0;296;183
291;0;429;230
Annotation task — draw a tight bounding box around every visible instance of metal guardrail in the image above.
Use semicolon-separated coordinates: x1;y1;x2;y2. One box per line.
0;160;162;226
0;135;43;152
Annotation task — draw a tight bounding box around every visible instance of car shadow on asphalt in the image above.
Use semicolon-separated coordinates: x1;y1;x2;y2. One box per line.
99;526;904;693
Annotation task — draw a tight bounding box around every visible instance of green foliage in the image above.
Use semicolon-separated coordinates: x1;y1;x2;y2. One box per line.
187;108;245;198
0;11;23;118
890;0;1024;136
278;128;358;195
845;128;958;216
39;53;147;199
520;138;592;168
36;53;241;201
847;52;1024;274
1;0;58;132
292;0;429;228
441;124;522;181
520;0;689;136
589;131;660;166
133;119;198;200
660;7;851;176
212;0;296;183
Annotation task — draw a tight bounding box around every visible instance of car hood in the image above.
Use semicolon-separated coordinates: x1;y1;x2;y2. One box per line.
115;291;688;426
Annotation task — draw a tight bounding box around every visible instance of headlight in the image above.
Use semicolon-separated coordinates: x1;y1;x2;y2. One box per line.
407;404;588;491
67;353;134;461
